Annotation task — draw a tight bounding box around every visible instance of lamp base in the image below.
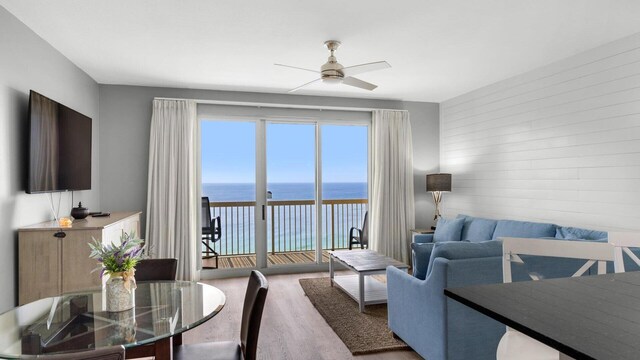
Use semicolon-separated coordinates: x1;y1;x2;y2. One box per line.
432;191;443;220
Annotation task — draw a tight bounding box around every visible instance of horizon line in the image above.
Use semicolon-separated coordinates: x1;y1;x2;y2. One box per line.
202;181;367;184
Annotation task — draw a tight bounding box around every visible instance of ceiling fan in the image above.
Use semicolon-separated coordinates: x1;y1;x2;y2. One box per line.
275;40;391;92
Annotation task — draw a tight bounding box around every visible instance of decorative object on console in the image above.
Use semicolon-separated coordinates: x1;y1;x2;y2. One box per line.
89;231;144;312
58;217;72;227
426;173;452;220
71;202;89;219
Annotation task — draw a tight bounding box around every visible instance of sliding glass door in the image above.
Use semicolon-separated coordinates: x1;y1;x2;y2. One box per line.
201;121;257;269
320;125;368;254
266;123;317;266
201;117;368;271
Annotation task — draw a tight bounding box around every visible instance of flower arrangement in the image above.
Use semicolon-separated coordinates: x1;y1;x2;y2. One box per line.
89;231;144;291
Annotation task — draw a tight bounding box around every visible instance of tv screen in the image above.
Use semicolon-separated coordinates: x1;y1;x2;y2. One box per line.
27;90;92;193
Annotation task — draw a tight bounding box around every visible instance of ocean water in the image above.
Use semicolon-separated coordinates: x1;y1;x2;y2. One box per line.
202;182;367;201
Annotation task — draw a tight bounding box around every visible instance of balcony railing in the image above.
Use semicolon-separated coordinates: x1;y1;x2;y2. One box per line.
207;199;368;256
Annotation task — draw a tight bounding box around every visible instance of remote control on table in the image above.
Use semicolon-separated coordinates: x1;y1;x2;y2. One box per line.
92;212;111;217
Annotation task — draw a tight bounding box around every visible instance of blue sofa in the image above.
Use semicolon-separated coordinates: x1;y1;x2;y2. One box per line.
386;215;610;360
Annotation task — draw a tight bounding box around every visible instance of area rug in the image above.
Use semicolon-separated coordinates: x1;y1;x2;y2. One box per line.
299;277;410;355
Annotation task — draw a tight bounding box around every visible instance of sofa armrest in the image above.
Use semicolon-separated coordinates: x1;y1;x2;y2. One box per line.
387;262;448;359
414;233;434;243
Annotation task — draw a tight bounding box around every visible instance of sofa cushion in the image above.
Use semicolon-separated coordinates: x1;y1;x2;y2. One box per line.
457;214;498;242
429;240;503;261
555;226;607;241
426;240;503;277
411;242;435;280
433;217;465;242
492;220;556;240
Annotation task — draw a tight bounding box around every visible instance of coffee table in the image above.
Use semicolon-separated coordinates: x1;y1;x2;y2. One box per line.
329;249;409;312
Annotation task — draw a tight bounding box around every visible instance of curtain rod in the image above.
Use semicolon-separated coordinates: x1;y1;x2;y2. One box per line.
153;97;400;113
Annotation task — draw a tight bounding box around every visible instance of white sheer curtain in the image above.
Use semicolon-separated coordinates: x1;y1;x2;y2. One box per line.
370;110;415;264
146;99;199;281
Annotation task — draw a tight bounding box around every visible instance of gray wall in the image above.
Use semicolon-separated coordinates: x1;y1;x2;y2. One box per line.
98;85;440;233
440;31;640;231
0;7;99;312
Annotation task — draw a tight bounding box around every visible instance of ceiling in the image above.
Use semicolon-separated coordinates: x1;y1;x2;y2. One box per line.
3;0;640;102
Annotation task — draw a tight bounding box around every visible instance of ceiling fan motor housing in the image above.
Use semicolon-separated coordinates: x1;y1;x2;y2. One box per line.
321;62;344;82
321;40;344;82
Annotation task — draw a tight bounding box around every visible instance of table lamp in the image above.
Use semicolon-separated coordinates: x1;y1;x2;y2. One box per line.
426;173;452;220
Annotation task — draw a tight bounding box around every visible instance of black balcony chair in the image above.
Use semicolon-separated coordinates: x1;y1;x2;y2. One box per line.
202;196;222;269
349;211;368;250
174;270;269;360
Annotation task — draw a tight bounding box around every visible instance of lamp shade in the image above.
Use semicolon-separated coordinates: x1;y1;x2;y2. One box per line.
426;173;452;192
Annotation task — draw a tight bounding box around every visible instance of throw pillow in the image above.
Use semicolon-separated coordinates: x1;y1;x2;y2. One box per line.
555;226;608;241
433;217;464;242
457;214;498;242
411;242;435;280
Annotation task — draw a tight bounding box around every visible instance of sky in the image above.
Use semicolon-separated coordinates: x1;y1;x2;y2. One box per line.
201;120;367;184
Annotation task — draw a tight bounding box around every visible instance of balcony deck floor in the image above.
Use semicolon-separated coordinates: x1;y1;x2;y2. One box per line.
203;250;333;269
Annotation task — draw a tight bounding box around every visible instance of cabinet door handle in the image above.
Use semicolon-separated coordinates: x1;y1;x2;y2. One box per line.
262;205;265;220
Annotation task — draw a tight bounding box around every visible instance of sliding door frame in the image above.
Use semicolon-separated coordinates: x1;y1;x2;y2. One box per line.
198;114;371;277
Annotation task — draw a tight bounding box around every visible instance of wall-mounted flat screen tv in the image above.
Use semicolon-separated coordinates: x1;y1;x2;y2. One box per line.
27;90;92;193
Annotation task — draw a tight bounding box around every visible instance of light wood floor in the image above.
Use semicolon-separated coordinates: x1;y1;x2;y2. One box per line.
186;272;422;360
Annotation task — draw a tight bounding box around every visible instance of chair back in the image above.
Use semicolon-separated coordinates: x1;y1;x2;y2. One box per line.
135;258;178;281
37;345;125;359
501;237;615;283
240;270;269;360
361;211;369;247
608;232;640;273
202;197;212;234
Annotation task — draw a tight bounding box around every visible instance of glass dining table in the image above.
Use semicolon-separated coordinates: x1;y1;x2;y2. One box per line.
0;281;225;359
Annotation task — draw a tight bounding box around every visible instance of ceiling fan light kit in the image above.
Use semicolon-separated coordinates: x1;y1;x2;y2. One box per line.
276;40;391;92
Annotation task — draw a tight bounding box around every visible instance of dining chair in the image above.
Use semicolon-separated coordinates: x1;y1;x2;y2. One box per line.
34;345;125;359
608;232;640;272
349;211;368;250
496;237;615;360
174;270;269;360
135;258;178;281
131;257;180;354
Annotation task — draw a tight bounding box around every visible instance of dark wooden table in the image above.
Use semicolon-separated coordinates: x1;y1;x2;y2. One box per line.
445;272;640;360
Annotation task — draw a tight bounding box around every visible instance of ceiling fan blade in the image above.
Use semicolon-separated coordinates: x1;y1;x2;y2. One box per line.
275;63;320;74
288;78;322;93
342;61;390;77
342;76;377;91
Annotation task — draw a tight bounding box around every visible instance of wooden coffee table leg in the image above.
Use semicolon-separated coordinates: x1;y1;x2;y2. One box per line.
329;256;334;286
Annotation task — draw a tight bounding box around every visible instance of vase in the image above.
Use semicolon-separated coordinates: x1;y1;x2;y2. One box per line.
106;275;136;312
107;308;137;342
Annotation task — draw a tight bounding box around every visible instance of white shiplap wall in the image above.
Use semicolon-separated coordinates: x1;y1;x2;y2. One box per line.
440;32;640;232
